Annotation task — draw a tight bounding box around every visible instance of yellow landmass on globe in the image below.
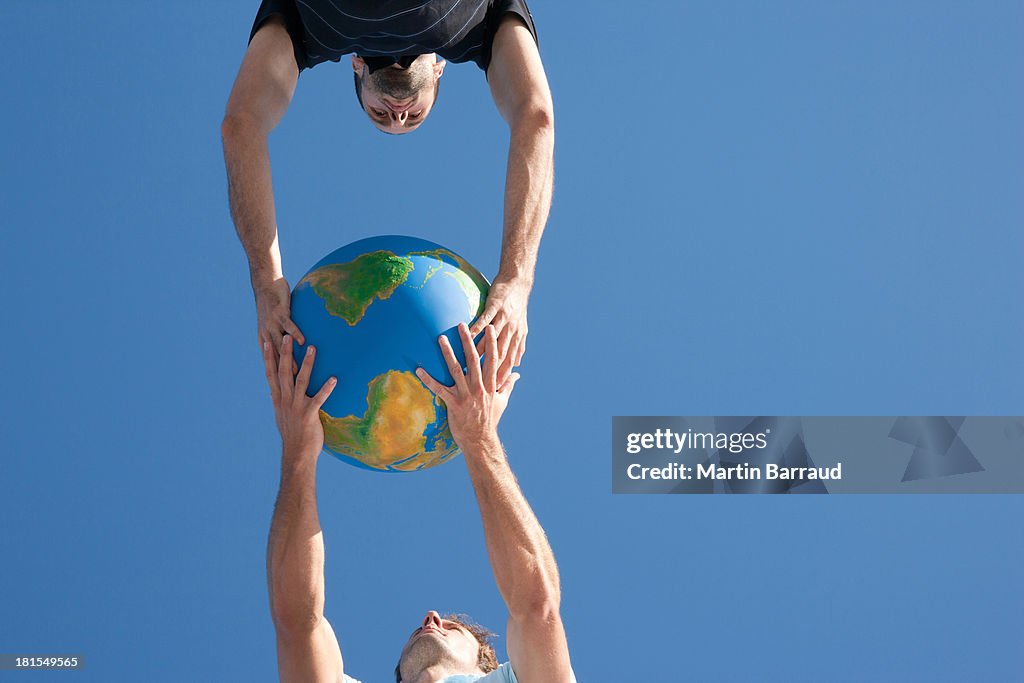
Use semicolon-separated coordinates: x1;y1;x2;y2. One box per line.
320;370;458;471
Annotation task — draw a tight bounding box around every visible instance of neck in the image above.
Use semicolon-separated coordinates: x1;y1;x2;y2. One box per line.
406;664;481;683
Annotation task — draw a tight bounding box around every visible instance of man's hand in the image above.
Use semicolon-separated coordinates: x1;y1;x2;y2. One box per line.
469;278;530;379
416;323;520;449
423;323;572;683
222;15;302;355
255;277;305;353
262;334;336;458
476;13;555;381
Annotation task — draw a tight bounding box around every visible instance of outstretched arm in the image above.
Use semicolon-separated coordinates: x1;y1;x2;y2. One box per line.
471;15;555;377
263;337;345;682
416;325;572;683
222;17;305;354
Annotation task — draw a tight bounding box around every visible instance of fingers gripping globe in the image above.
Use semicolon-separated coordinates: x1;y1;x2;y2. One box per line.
289;235;489;472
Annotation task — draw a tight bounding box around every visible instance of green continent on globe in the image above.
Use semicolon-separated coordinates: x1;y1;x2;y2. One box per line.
408;248;489;318
299;251;414;326
319;370;459;472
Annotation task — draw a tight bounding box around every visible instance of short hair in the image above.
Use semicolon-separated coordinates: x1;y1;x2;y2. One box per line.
394;613;498;683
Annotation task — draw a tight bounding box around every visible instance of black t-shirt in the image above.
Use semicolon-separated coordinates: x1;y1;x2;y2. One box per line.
249;0;538;73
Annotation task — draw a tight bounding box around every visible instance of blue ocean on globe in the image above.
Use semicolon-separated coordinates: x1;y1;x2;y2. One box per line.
289;235;489;472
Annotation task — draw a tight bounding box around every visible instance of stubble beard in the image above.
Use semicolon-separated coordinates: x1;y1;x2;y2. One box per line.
400;636;466;680
368;61;434;100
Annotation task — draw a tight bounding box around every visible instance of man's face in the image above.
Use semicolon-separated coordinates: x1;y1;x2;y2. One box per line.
397;611;481;679
352;55;445;134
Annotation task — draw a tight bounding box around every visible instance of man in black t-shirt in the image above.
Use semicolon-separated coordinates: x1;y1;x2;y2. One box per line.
222;0;554;377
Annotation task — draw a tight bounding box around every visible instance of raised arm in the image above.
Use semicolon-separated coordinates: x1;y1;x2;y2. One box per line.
262;336;345;682
470;15;555;377
222;17;305;354
416;325;572;683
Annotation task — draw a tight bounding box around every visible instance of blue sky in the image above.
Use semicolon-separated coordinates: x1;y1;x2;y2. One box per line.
1;1;1022;681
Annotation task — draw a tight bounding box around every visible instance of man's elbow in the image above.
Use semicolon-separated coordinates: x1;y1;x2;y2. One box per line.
269;582;326;635
527;104;554;132
271;601;325;636
511;586;561;624
510;103;555;138
221;112;264;144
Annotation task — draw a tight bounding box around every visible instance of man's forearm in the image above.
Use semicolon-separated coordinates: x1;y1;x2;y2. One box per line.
463;433;560;619
267;451;326;631
222;121;283;287
497;115;554;285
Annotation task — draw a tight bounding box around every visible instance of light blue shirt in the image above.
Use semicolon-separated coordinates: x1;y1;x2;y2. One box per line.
344;661;578;683
440;661;518;683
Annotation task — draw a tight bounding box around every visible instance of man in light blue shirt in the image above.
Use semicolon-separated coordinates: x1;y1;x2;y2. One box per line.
261;323;575;683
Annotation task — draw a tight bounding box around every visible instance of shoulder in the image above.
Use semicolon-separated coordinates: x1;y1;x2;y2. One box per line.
472;0;538;73
491;12;539;60
490;2;539;53
481;662;577;683
248;0;307;71
490;0;539;43
479;662;519;683
485;4;552;121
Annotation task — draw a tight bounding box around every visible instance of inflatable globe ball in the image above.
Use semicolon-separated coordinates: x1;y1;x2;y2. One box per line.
289;235;489;472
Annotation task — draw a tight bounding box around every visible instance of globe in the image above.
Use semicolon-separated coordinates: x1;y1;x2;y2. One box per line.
289;235;489;472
